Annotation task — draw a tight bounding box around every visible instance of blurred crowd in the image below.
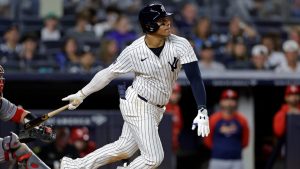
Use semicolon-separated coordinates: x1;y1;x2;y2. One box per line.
0;0;300;73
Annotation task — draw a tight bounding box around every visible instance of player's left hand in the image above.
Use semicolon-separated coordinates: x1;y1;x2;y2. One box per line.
19;125;56;143
192;107;210;137
62;90;86;110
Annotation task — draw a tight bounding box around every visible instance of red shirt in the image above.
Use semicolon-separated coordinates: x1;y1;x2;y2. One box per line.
273;104;300;138
204;111;249;150
166;103;183;151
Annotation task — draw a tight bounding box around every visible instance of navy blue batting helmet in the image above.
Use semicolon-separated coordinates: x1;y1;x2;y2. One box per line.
139;3;173;33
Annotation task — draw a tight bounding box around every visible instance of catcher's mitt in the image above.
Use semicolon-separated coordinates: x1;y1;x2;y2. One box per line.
19;125;56;143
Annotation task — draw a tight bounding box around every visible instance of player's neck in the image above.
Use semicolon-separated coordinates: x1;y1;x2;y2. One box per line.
145;34;165;48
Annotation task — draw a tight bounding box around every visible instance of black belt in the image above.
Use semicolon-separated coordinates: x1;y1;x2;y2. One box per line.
137;94;164;108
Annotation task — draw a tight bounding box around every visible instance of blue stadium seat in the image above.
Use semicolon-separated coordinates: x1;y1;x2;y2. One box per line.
0;18;13;36
42;40;64;50
20;17;43;34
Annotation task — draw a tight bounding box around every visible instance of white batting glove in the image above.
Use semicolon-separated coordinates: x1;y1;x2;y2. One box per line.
192;107;210;137
62;90;87;110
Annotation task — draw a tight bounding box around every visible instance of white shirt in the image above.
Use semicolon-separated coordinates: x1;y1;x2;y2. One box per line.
41;28;61;41
198;61;226;72
267;51;286;68
81;34;198;106
275;62;300;73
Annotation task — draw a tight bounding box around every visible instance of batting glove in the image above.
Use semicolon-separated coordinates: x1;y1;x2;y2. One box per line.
192;107;210;137
62;90;86;110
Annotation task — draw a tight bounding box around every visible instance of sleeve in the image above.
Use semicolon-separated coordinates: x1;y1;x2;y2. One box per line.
108;46;134;74
0;97;25;123
0;97;17;121
273;109;286;138
237;114;250;148
182;62;206;108
203;113;221;149
81;47;133;96
177;38;198;64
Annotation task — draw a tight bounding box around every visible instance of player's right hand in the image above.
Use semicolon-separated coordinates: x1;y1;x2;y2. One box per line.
62;90;86;110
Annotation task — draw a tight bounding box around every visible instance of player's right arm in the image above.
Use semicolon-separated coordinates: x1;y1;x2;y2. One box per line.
62;46;133;110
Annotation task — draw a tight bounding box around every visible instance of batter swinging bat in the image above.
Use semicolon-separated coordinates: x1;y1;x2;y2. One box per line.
24;104;69;130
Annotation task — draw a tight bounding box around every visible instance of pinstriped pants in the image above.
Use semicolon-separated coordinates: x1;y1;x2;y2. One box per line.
61;87;165;169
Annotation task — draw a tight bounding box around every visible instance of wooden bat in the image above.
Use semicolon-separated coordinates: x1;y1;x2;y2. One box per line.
24;104;69;130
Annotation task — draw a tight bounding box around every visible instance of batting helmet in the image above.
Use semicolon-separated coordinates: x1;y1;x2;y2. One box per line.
139;3;173;33
0;65;4;97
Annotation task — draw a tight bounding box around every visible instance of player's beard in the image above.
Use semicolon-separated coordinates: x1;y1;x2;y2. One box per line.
221;105;237;115
288;99;300;107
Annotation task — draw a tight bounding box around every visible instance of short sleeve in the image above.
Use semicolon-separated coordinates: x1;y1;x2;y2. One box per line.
177;38;198;64
0;98;17;121
108;46;133;74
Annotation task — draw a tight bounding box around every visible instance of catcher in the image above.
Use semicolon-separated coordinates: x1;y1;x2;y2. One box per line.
0;65;54;169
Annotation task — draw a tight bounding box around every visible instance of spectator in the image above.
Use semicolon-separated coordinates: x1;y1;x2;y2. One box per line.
41;13;61;41
288;26;300;47
249;44;269;70
198;41;226;72
227;16;257;41
273;85;300;138
55;37;80;70
94;6;121;38
192;17;219;55
18;33;42;70
69;127;96;157
174;2;198;38
0;24;21;62
261;33;285;69
291;0;300;17
275;40;300;73
69;46;102;73
66;11;96;41
166;83;183;152
258;0;284;18
98;38;118;67
104;14;137;51
226;37;251;69
0;0;11;18
204;89;249;169
38;127;80;169
75;0;103;14
226;0;255;21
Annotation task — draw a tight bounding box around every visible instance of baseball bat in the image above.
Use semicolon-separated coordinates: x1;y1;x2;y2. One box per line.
24;104;69;130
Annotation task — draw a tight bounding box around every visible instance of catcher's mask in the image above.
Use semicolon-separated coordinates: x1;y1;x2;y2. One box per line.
0;65;4;97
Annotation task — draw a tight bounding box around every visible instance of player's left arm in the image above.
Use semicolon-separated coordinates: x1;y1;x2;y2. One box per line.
236;114;250;148
177;37;209;137
182;62;209;137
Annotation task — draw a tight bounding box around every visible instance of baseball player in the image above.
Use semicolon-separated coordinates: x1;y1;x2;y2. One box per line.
273;85;300;138
204;89;249;169
60;3;209;169
0;65;52;169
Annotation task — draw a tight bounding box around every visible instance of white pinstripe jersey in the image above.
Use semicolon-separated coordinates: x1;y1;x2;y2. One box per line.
108;34;197;105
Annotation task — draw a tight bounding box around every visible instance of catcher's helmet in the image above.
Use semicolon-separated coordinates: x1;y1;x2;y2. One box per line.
139;3;173;33
0;65;4;97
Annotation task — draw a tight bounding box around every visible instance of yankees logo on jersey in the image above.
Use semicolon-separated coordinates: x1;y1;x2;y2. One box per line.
168;57;179;72
109;34;198;106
